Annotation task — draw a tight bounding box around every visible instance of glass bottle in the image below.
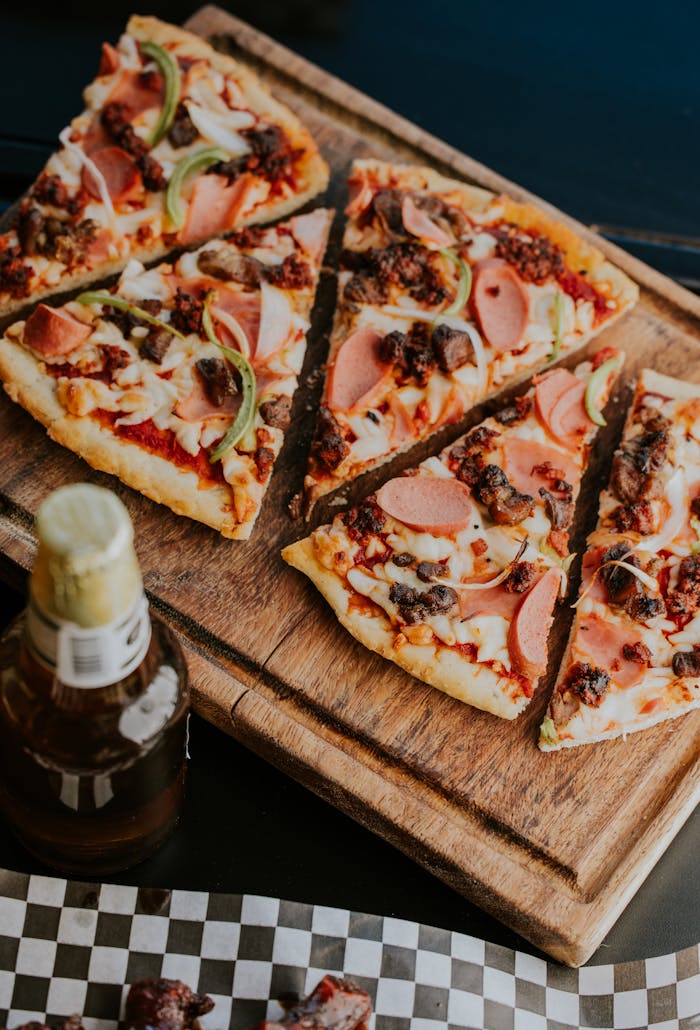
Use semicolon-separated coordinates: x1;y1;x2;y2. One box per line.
0;483;189;874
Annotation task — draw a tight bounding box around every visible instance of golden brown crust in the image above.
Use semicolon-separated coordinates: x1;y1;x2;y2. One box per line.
282;537;527;719
349;158;495;213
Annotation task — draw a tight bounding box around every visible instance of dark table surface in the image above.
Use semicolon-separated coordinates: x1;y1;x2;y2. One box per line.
0;0;698;967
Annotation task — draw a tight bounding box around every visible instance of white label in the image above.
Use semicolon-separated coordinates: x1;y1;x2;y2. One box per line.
26;594;152;689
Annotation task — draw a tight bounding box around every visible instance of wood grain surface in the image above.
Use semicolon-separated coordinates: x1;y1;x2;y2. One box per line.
0;4;698;965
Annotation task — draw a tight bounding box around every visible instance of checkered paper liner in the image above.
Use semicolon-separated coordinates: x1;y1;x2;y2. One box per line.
0;870;697;1030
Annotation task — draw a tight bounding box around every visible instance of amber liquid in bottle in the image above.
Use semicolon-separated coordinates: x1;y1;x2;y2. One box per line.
0;484;189;875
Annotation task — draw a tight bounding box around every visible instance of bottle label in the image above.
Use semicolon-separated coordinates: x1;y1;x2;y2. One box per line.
26;593;152;688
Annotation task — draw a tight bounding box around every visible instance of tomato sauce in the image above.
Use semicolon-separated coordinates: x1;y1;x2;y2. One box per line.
95;411;225;486
555;268;610;323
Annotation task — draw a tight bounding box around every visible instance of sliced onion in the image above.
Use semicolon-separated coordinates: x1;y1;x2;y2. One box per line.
433;538;528;591
184;102;253;154
632;468;686;554
381;305;487;389
257;279;293;362
210;305;250;358
58;127;114;224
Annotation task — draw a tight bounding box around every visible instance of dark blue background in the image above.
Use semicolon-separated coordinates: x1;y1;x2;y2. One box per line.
0;0;698;967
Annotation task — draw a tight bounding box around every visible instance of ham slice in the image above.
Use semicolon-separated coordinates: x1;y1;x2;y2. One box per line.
289;210;330;263
105;69;164;117
580;546;608;605
472;258;529;351
401;195;452;248
170;277;261;358
508;567;561;679
179;174;253;246
256;281;293;364
502;436;581;497
388;393;415;447
459;575;542;621
23;305;92;357
574;614;646;688
174;370;240;423
326;328;392;412
376;476;473;535
81;146;143;203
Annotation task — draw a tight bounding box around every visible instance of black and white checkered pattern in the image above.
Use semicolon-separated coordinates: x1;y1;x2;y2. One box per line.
0;869;697;1029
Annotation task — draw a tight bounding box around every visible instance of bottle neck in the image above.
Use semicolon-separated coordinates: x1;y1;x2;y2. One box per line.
25;590;152;690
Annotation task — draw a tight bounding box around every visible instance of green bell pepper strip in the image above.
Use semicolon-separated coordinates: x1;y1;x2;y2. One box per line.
75;291;186;340
141;42;181;147
201;293;257;461
549;291;565;362
438;247;472;317
584;355;621;427
165;147;229;231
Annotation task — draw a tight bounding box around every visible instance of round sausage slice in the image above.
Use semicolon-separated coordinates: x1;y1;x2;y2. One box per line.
534;368;581;427
326;328;391;412
23;305;92;357
508;566;562;679
472;258;529;351
376;475;472;535
547;381;592;450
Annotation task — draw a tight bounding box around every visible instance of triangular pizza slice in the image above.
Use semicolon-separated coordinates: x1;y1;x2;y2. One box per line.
0;16;328;317
0;209;332;539
285;351;622;718
540;368;700;749
304;160;637;509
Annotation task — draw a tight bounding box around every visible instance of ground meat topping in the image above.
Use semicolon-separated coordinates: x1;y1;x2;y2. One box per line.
197;248;263;285
312;406;350;472
391;551;414;567
416;560;447;582
372;189;405;235
378;322;435;386
214;125;301;183
666;555;700;620
124;977;214;1030
15;213;97;265
610;409;670;505
622;641;652;664
253;445;275;483
431;323;474;373
388;581;457;625
259;394;292;429
475;464;535;525
672;646;700;678
266;254;313;290
196;357;238;406
342;499;385;540
449;426;500;487
140;327;172;364
0;246;33;299
103;297;162;337
494;393;533;425
100;101;165;191
100;345;130;377
565;660;610;707
17;208;44;256
137;153;167;191
494;223;564;284
610;500;655;535
340;242;446;307
503;561;537;593
539;487;573;529
167;101;199;148
170;288;203;335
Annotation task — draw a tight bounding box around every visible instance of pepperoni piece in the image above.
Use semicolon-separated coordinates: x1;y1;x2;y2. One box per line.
179;174;254;246
376;476;473;535
81;146;143;203
326;328;392;412
23;305;92;357
534;368;581;428
106;69;164;117
472;258;529;351
508;567;561;678
289;209;330;263
98;42;120;77
174;370;240;423
573;614;646;688
401;195;452;247
502;436;581;497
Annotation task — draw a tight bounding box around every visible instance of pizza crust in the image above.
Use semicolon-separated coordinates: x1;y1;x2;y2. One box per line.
350;158;495;215
282;537;528;719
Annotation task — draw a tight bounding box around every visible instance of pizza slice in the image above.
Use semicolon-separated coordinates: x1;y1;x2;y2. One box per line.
284;351;622;717
540;369;700;749
304;160;637;509
0;209;333;539
0;16;328;317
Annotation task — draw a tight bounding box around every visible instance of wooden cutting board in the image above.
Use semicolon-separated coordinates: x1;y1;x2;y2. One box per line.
0;4;698;966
